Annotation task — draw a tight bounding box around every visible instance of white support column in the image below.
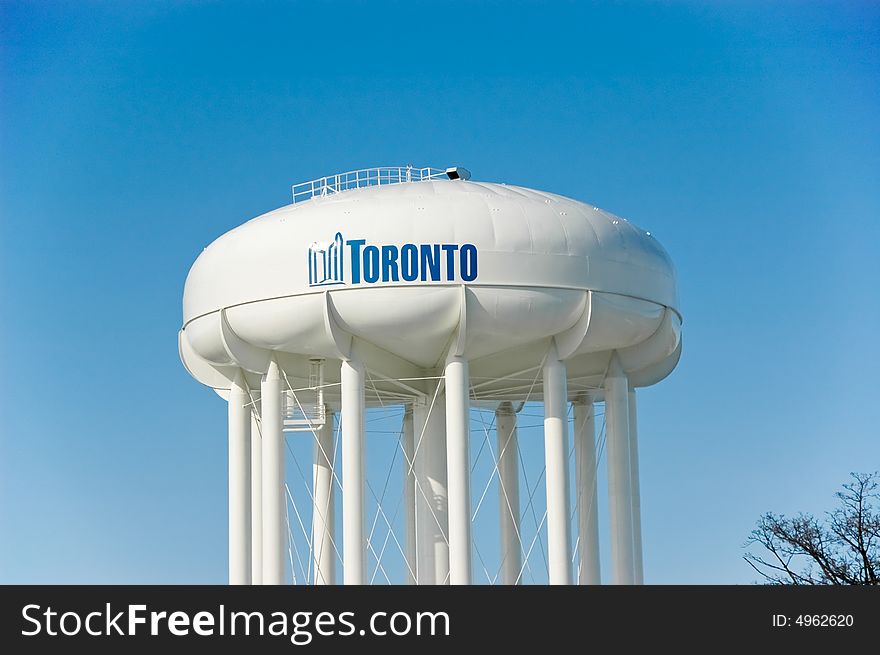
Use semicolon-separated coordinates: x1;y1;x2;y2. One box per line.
228;371;251;585
629;387;644;585
543;345;572;585
402;406;417;585
341;358;365;585
312;407;336;585
495;402;521;585
605;353;634;585
445;355;472;585
414;392;449;585
261;357;285;585
573;394;601;585
250;408;262;585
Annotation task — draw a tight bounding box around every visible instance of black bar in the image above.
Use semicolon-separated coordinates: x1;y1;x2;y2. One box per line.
1;585;875;653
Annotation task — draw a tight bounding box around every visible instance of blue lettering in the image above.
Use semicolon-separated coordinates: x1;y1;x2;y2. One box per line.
336;237;477;285
420;244;440;281
441;244;458;280
346;239;365;284
400;244;418;281
363;245;380;283
460;244;477;281
381;245;399;282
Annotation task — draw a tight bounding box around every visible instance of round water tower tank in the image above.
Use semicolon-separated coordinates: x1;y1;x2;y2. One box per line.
179;166;681;404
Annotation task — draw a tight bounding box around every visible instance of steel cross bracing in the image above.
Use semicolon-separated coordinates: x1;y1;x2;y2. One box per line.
271;366;606;585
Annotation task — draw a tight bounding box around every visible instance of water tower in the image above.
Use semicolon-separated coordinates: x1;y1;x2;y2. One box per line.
179;166;681;585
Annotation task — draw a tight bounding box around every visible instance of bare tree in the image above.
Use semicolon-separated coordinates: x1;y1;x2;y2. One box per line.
744;472;879;585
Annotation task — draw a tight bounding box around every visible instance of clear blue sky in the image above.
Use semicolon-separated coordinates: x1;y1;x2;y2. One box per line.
1;1;877;584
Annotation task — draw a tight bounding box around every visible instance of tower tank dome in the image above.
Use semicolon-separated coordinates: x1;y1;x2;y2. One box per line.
180;167;681;399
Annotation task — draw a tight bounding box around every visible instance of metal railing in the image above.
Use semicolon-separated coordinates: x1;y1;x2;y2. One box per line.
291;165;448;203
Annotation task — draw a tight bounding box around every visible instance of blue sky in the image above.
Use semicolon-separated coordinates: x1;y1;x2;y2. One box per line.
1;1;878;584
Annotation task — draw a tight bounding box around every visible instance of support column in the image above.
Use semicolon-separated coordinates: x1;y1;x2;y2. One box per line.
402;406;417;585
414;390;448;584
228;371;251;585
261;357;285;585
250;407;262;585
573;394;601;585
312;407;336;585
445;356;472;585
605;353;634;585
629;387;644;585
341;358;365;585
495;402;521;585
543;345;572;585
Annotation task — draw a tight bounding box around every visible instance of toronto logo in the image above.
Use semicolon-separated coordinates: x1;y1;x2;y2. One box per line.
308;232;478;287
308;232;345;287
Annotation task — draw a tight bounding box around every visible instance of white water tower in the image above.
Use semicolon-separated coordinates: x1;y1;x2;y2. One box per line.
179;166;681;585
